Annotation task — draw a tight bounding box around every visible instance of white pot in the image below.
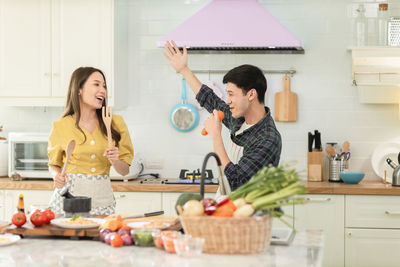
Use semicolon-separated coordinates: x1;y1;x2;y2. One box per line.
0;141;8;176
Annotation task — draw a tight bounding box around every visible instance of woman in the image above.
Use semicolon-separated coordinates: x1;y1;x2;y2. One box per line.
48;67;134;215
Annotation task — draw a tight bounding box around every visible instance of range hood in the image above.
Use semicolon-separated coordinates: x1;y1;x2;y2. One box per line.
157;0;304;54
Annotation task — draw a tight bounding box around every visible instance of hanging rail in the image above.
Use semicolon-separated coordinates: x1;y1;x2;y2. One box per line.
191;69;296;76
352;71;400;86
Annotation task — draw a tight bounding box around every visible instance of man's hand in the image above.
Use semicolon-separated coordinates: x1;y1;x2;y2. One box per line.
163;40;188;73
54;173;67;189
204;110;223;140
104;146;120;164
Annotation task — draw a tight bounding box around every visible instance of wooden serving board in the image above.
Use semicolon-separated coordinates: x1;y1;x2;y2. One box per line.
5;222;99;237
5;215;181;237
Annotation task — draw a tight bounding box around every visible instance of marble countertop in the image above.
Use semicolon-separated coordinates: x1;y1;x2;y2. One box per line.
0;230;323;267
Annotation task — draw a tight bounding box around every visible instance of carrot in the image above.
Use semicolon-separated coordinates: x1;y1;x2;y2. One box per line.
212;200;236;217
108;220;121;231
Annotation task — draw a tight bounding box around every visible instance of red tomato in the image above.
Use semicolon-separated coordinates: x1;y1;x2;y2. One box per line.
30;210;47;226
11;212;26;227
42;209;55;223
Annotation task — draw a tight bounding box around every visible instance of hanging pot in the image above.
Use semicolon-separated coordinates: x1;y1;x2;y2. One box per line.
169;78;199;132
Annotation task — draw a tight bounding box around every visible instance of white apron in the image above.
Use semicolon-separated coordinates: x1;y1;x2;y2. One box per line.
49;173;115;215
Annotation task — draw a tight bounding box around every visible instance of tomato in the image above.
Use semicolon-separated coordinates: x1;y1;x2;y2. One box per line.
110;234;123;247
42;209;55;224
30;210;47;226
11;212;26;227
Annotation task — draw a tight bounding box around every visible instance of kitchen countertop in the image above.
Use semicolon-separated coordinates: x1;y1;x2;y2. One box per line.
0;230;323;267
0;176;219;193
303;180;400;195
1;176;399;195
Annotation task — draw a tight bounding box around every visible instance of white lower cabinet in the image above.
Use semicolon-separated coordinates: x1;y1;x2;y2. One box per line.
294;194;344;267
345;195;400;267
345;228;400;267
114;192;162;215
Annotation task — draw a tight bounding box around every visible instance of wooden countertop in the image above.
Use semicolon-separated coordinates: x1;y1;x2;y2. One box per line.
1;177;399;195
0;177;218;193
303;180;400;195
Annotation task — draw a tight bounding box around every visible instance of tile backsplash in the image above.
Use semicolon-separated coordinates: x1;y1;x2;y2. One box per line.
1;0;400;180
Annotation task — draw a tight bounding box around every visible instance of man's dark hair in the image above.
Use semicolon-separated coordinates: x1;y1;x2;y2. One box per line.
223;64;266;103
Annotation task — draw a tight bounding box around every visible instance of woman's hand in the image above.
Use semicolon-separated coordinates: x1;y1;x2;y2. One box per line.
104;146;120;164
54;173;68;189
204;110;222;140
163;40;188;73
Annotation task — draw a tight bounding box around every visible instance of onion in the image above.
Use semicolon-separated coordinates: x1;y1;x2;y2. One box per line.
117;228;130;237
121;234;133;246
183;200;204;216
99;228;111;242
104;232;114;245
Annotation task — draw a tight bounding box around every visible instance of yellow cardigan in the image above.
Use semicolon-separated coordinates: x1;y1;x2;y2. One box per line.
48;115;134;175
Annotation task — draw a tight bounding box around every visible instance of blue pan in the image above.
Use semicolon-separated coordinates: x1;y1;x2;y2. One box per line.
169;78;199;132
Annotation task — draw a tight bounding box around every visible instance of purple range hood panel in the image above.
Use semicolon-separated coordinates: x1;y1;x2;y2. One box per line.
157;0;304;53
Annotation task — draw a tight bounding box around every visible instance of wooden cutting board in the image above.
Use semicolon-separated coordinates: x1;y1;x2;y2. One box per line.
105;215;181;231
5;222;99;237
274;76;297;122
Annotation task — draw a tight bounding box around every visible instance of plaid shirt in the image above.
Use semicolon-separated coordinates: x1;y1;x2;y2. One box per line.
196;84;282;191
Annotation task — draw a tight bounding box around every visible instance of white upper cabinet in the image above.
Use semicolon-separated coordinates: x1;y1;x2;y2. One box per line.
0;0;114;106
0;0;52;99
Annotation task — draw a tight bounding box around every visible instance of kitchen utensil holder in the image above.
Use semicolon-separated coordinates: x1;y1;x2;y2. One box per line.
328;158;348;182
307;151;324;182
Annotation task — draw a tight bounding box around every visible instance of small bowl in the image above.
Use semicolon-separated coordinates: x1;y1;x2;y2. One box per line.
161;231;181;253
340;172;365;184
173;235;204;257
131;229;157;247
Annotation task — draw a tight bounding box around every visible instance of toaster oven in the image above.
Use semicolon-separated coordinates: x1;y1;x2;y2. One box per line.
8;132;51;179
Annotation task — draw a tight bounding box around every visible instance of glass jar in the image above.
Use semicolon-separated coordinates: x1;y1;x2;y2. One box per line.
353;4;368;46
377;3;389;46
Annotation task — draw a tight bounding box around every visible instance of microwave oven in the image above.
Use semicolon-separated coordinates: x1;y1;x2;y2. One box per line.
8;132;51;179
8;132;139;181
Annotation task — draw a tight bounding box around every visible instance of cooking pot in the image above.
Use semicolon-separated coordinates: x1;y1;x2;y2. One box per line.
169;78;199;132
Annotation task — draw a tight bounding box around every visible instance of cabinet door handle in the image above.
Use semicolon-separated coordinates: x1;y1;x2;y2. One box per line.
44;72;51;76
116;194;126;200
53;73;60;76
385;211;400;215
306;197;331;202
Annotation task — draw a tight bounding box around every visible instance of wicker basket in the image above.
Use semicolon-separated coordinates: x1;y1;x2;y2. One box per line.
180;214;272;254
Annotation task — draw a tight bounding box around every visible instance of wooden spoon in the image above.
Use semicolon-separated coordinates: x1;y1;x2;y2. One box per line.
342;141;350;153
325;145;336;157
102;106;113;148
61;140;76;176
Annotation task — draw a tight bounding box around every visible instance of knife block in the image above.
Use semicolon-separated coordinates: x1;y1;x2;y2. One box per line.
308;151;324;182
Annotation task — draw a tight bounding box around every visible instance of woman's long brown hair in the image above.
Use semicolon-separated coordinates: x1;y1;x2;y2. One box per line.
62;67;121;146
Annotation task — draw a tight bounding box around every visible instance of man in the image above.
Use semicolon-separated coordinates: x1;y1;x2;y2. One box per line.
163;41;282;192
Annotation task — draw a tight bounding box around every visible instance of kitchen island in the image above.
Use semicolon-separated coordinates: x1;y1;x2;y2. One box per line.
0;230;323;267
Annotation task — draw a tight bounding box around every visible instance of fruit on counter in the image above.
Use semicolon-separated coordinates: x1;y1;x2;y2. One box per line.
233;204;255;217
110;233;124;247
11;212;26;227
182;200;204;217
175;193;202;215
42;209;55;223
30;210;47;226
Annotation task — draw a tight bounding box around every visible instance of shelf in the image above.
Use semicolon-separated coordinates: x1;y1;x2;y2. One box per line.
348;46;400;105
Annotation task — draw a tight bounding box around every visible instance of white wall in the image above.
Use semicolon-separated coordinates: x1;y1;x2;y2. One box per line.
1;0;400;180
